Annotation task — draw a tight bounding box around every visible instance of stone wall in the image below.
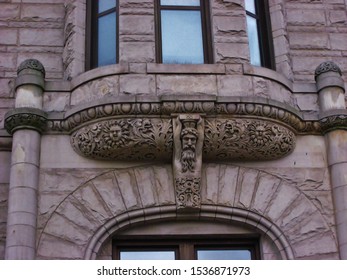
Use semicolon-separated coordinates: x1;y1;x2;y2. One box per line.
0;0;65;130
1;0;347;260
36;162;338;259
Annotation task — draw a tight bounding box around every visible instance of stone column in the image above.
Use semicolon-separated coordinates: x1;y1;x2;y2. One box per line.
315;61;347;259
4;59;47;259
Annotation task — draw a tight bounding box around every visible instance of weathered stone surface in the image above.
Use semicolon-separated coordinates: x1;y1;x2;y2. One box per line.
214;43;249;63
119;42;155;63
71;76;119;105
217;75;252;96
251;173;281;214
37;233;84;259
120;74;155;95
289;32;329;49
120;15;154;35
157;75;217;95
19;29;64;47
286;9;326;26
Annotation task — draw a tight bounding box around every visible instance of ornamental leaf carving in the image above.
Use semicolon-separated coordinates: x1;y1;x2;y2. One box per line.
71;118;173;161
203;119;295;160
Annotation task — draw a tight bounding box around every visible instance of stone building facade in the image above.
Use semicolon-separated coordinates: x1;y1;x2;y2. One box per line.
0;0;347;260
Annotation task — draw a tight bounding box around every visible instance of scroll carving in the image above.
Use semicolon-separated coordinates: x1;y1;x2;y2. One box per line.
71;118;172;161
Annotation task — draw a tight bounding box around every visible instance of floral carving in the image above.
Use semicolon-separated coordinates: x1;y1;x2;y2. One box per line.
71;118;173;161
203;119;296;160
175;177;201;209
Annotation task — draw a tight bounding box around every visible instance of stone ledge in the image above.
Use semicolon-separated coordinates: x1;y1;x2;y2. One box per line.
70;63;130;90
243;64;293;91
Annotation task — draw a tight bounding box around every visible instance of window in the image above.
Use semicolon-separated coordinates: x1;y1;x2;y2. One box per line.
156;0;213;64
245;0;275;69
113;237;259;260
87;0;119;69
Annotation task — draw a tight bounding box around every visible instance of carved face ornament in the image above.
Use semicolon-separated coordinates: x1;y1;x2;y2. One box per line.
103;121;129;148
180;127;198;173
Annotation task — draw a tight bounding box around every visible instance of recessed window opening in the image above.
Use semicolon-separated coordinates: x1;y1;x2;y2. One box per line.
156;0;212;64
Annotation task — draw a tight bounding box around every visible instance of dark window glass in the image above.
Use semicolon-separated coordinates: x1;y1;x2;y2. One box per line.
156;0;212;64
87;0;118;69
245;0;275;69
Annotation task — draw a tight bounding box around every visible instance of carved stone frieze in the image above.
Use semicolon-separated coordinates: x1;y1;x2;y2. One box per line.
204;118;296;160
5;108;47;134
46;99;321;135
71;118;173;161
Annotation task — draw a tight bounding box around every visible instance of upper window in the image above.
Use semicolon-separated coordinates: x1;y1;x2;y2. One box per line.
156;0;213;64
87;0;119;69
245;0;275;69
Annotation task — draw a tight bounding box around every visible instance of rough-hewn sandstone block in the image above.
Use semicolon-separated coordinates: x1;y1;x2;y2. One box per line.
0;4;20;19
21;4;65;21
119;42;155;63
289;32;329;49
19;29;64;46
120;15;154;35
0;28;17;45
286;9;326;26
215;43;249;63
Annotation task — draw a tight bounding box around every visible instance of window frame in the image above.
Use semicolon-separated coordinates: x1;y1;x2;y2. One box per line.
86;0;119;70
246;0;275;69
155;0;213;64
112;235;260;260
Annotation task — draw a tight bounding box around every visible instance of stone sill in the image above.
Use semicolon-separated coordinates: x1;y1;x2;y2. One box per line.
43;63;318;95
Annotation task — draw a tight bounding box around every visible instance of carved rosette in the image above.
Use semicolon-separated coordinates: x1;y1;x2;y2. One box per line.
5;108;47;134
175;177;201;209
204;118;296;160
71;118;173;161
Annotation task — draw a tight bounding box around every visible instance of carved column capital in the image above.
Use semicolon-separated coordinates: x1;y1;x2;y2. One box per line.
319;112;347;134
4;108;47;135
315;61;342;79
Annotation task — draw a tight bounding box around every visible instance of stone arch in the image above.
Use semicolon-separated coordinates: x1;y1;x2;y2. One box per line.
37;164;338;259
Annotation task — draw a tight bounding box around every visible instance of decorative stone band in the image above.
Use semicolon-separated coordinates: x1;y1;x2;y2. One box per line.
320;112;347;134
4;107;47;134
71;118;173;161
70;117;295;161
29;97;347;161
47;97;320;135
